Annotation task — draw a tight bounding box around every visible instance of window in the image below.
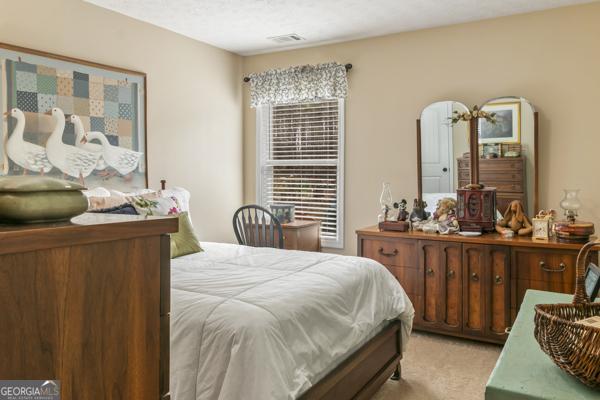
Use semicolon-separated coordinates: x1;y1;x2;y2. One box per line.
257;99;344;248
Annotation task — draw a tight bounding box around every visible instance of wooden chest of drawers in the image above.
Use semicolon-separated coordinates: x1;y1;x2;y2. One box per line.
458;156;526;213
357;227;596;344
281;220;321;251
0;214;178;400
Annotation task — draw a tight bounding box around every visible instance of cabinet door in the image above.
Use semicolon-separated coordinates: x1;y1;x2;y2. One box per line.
486;246;510;341
417;241;442;327
440;243;462;332
463;244;486;337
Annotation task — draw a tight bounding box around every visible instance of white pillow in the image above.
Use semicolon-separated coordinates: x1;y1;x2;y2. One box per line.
82;187;111;197
110;188;157;197
160;187;191;213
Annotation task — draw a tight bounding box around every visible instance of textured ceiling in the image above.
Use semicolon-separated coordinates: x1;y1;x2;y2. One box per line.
84;0;595;55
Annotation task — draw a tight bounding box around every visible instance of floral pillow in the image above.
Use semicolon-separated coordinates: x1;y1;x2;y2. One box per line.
131;195;182;216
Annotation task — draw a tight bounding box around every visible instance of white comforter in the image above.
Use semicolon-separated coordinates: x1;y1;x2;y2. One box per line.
170;242;414;400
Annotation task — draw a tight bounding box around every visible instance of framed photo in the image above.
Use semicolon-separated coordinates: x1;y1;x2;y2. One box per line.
478;101;521;144
0;43;147;191
482;143;500;159
532;218;550;240
585;263;600;302
270;204;295;224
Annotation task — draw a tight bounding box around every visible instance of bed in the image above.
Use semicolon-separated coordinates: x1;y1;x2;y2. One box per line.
170;242;414;400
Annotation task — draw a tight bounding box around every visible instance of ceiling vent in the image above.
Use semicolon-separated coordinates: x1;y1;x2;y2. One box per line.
268;34;305;44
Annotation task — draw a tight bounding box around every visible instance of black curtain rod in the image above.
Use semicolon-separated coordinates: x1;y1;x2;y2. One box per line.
243;63;352;83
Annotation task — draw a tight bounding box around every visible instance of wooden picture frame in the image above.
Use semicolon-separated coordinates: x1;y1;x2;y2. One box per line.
479;101;521;144
0;42;148;191
585;263;600;302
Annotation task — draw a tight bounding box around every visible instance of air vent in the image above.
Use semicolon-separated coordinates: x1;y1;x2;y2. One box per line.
268;34;305;44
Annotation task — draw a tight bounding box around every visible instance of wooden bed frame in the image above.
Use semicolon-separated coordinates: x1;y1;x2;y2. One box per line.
300;321;402;400
160;180;403;399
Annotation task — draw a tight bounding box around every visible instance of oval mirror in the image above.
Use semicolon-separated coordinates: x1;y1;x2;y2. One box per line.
478;96;537;216
418;101;470;214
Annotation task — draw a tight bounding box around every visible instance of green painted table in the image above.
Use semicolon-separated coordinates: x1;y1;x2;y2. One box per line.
485;289;600;400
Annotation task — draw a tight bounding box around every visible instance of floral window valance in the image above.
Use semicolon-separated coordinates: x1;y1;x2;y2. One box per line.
248;62;348;108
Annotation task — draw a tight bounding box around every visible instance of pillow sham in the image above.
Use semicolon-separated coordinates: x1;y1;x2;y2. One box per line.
159;187;191;213
171;212;203;258
131;195;182;216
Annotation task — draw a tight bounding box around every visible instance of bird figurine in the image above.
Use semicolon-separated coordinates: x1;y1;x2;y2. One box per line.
81;131;143;177
4;108;53;175
45;107;101;184
69;114;108;171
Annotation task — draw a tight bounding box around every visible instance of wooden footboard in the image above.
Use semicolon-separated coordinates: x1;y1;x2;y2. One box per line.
299;320;402;400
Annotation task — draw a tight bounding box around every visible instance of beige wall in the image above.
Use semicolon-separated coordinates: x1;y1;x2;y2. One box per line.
243;3;600;255
0;0;243;242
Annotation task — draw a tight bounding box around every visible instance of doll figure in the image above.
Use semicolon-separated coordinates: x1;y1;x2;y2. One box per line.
434;197;457;222
496;200;533;236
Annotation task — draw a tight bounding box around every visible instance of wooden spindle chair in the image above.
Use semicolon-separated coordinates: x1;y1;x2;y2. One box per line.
232;205;284;249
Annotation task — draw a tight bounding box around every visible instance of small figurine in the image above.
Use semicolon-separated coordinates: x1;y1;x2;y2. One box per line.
496;200;533;236
410;199;430;222
394;199;409;222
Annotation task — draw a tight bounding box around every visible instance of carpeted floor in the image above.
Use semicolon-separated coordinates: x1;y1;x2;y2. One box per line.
372;331;502;400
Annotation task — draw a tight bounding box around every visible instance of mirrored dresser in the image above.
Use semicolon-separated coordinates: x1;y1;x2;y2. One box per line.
359;96;596;344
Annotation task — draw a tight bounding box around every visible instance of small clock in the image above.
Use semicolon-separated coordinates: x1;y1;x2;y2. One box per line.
532;218;549;240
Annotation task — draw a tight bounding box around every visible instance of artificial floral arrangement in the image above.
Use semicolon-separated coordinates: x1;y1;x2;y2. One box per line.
449;105;497;124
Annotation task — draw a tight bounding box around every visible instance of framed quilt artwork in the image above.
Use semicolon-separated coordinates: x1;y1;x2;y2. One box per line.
0;43;147;191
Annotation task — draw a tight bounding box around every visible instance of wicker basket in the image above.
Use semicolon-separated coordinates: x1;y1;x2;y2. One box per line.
534;239;600;388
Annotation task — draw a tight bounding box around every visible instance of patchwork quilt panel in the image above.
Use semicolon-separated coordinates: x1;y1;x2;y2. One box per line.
0;47;146;191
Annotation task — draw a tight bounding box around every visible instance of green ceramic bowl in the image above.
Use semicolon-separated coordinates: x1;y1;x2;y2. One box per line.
0;176;88;223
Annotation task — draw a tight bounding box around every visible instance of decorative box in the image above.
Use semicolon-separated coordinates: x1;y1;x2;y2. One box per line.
378;221;410;232
0;176;88;223
456;187;497;233
270;204;295;224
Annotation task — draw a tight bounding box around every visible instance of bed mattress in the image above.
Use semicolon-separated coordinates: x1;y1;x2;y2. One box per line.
170;242;414;400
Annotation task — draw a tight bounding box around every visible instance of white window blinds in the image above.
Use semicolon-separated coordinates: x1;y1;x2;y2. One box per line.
257;99;344;248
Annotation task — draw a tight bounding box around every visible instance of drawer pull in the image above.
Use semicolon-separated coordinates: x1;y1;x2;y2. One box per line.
447;270;455;278
378;247;398;257
471;272;479;282
539;261;566;272
495;275;503;284
505;327;512;334
426;268;434;276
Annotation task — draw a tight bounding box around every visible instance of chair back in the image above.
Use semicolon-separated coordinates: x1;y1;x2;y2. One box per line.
233;205;284;249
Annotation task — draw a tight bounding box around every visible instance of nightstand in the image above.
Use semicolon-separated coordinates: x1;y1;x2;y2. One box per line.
282;220;321;251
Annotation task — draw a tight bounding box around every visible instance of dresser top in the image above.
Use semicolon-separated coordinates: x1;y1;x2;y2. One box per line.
356;225;595;251
0;213;178;255
282;219;320;229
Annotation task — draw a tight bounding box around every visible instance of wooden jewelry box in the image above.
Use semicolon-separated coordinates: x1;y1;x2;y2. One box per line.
456;187;497;232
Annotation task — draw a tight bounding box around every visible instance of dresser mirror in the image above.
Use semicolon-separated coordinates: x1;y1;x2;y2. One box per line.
417;97;538;216
478;96;538;215
417;101;470;214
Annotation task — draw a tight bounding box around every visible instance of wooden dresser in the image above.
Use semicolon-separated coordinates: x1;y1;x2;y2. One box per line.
457;156;526;213
0;213;178;400
357;227;596;344
282;219;321;251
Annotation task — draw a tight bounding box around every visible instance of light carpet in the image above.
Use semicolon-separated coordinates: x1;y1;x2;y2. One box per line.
372;332;502;400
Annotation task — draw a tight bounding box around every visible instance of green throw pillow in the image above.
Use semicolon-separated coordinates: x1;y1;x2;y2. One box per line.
171;212;203;258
